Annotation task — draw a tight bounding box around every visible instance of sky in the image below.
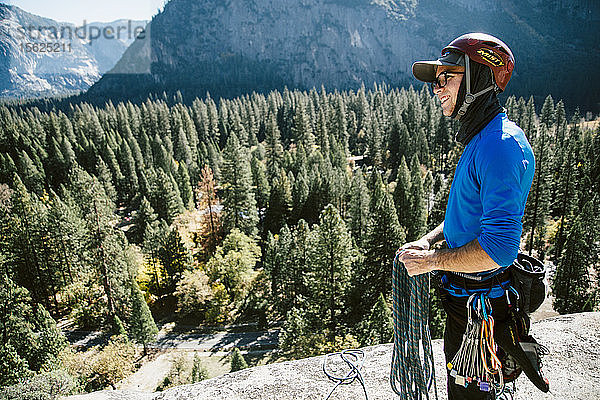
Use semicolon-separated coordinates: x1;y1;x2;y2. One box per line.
3;0;167;23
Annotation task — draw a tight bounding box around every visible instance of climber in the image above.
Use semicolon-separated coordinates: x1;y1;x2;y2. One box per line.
397;33;549;399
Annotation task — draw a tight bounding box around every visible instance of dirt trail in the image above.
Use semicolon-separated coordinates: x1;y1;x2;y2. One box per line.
118;352;175;392
118;349;273;392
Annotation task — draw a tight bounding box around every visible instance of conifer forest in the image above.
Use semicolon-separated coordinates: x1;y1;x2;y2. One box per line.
0;85;599;393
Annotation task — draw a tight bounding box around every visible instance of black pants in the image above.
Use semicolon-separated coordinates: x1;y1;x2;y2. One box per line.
440;289;511;400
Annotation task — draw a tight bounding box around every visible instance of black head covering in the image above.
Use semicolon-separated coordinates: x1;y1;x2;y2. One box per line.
451;58;503;145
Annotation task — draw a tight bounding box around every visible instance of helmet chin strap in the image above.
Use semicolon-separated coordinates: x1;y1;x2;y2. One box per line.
455;54;498;120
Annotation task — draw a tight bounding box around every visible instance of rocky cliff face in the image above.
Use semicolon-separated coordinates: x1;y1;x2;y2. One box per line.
66;312;600;400
85;0;600;112
0;4;146;99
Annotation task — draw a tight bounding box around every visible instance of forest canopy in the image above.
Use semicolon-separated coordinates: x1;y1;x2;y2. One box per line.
0;85;598;395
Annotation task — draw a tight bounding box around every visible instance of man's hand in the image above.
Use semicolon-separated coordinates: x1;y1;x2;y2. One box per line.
397;249;436;276
396;237;430;254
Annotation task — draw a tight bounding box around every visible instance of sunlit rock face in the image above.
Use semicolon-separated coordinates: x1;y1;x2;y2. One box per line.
85;0;600;113
68;312;600;400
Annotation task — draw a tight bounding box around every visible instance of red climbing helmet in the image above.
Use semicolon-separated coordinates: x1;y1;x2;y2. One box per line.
443;33;515;91
413;33;515;92
413;33;515;118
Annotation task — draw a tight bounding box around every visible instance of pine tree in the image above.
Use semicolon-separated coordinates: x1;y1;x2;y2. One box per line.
428;173;449;230
393;156;412;231
406;155;427;241
191;353;209;382
367;115;383;168
291;165;310;224
348;170;370;247
331;96;348;155
423;170;433;212
263;169;292;236
45;191;87;304
360;293;393;346
16;151;45;195
263;231;283;314
279;307;311;358
292;99;315;149
7;175;51;311
69;168;135;324
158;228;192;293
195;165;222;259
221;132;259;237
360;172;405;312
433;114;452;173
118;139;138;201
552;197;599;314
176;162;193;210
129;281;158;355
264;113;284;180
155;168;184;224
309;204;354;336
552;124;581;260
0;271;67;386
539;95;555;129
250;155;270;229
137;187;158;231
111;314;127;337
143;219;169;296
96;159;117;203
524;123;552;258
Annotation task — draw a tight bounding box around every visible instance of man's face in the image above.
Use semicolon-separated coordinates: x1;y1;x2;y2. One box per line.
433;66;465;116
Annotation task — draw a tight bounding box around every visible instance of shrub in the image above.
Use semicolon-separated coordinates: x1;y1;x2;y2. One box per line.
0;370;77;400
174;269;213;320
230;348;248;372
156;353;191;391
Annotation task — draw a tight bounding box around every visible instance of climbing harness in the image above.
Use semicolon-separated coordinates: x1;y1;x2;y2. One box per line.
322;349;369;400
390;250;437;400
441;255;550;398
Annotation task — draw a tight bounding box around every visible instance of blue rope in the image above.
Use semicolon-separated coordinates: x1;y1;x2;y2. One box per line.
390;251;438;400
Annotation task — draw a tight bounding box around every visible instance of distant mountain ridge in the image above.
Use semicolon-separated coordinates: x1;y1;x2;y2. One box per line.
82;0;600;112
0;3;147;99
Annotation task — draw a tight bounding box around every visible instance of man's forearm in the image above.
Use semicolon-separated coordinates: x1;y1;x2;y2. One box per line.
432;238;499;273
423;222;445;246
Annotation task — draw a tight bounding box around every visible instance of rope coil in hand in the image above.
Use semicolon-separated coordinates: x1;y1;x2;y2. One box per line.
390;250;437;399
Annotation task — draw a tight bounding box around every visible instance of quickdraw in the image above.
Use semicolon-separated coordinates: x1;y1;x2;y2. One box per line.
447;292;511;396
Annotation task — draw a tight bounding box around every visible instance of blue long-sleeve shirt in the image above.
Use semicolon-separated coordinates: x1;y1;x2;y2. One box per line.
443;112;535;278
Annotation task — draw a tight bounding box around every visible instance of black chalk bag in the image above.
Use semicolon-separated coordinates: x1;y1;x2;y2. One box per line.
509;253;547;314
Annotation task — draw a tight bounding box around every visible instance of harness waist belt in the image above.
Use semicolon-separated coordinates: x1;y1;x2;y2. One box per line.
441;268;512;299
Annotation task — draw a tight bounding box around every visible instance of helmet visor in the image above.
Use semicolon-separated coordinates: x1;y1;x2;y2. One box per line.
412;51;465;83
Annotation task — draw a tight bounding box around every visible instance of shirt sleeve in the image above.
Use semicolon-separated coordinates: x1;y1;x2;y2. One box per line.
475;135;528;267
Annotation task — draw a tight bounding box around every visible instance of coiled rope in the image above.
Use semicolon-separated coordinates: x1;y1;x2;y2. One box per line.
322;349;369;400
390;251;438;400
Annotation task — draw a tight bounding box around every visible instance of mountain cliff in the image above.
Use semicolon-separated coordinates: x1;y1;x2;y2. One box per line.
85;0;600;112
0;3;147;99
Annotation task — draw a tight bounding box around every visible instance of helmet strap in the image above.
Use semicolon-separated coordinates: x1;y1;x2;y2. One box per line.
455;54;498;120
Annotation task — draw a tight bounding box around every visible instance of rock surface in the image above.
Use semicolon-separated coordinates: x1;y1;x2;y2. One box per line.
69;312;600;400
